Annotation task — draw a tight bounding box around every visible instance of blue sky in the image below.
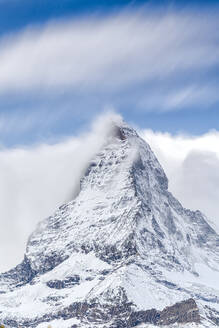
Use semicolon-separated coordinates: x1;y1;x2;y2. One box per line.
0;0;219;147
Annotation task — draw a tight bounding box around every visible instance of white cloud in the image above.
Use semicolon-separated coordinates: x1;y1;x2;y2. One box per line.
141;129;219;233
0;112;121;272
0;9;219;110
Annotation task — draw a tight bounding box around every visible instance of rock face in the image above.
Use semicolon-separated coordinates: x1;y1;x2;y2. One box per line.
128;298;200;326
0;121;219;328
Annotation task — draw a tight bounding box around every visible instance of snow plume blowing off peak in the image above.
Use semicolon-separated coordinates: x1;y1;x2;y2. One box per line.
68;112;124;197
0;112;122;273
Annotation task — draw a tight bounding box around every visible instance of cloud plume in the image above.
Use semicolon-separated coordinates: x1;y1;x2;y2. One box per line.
0;112;121;272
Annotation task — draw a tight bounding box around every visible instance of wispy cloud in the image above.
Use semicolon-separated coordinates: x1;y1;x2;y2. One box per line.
0;9;219;111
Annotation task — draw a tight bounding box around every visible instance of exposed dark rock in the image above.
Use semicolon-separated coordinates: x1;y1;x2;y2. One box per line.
127;298;200;327
113;126;127;141
0;256;36;291
46;275;80;289
128;308;160;326
152;216;165;239
1;298;200;327
158;298;200;325
205;306;219;326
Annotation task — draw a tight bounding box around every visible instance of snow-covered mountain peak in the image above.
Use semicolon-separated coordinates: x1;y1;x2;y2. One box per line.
81;121;168;193
0;120;218;327
25;123;168;273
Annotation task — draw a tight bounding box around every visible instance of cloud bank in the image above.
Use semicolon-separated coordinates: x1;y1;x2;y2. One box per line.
141;129;219;233
0;8;219;111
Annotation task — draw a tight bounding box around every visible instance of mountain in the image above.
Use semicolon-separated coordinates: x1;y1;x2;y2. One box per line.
0;121;219;328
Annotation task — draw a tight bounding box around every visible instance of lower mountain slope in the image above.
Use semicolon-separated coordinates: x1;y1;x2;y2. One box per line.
0;122;218;327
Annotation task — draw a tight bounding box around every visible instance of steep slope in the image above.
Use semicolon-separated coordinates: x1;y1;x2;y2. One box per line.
0;122;218;328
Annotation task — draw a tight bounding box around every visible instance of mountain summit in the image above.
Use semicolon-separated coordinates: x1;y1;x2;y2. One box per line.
0;121;219;327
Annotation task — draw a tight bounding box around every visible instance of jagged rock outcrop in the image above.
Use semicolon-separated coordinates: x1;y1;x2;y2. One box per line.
0;120;218;327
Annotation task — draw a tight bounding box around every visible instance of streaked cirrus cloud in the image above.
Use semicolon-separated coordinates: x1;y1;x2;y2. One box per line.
0;8;219;111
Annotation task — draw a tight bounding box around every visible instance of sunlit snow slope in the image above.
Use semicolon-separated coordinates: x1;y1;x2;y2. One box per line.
0;121;218;328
